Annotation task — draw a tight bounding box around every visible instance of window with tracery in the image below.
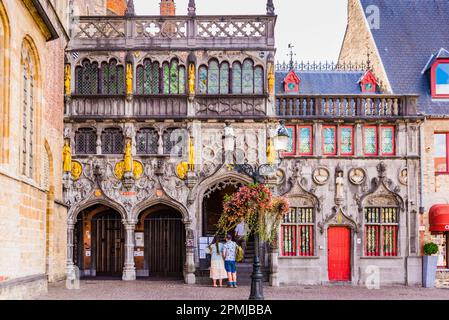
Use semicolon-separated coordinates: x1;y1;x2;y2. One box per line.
75;59;124;95
198;60;230;94
162;59;186;94
75;128;97;154
136;59;160;94
136;128;159;155
101;128;124;154
163;128;185;156
232;59;264;94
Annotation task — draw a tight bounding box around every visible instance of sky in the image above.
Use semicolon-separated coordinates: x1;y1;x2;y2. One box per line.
134;0;348;62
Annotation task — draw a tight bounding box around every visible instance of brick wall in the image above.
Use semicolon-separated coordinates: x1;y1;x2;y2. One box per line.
160;0;176;16
106;0;127;16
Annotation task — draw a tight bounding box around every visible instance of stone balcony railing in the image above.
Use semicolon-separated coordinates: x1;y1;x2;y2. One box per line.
68;15;276;50
276;94;420;119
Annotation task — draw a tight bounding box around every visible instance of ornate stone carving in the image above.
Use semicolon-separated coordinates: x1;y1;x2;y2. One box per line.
312;167;330;185
159;161;190;206
349;168;366;185
318;206;361;234
399;167;408;186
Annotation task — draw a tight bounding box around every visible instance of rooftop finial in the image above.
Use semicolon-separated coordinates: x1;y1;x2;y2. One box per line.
366;50;372;70
288;43;296;70
188;0;196;16
125;0;135;16
267;0;275;15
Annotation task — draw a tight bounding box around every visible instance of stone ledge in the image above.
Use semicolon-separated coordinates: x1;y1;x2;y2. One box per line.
0;274;46;290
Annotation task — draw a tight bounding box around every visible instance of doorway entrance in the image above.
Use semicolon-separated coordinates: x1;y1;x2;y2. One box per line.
328;227;351;282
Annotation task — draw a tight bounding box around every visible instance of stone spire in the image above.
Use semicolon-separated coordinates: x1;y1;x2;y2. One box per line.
188;0;196;16
125;0;135;16
267;0;275;15
160;0;176;16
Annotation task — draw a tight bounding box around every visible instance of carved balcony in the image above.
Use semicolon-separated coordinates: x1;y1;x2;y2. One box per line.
68;15;276;51
275;95;420;119
194;95;267;118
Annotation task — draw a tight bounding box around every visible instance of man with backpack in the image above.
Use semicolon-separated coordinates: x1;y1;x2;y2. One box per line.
223;234;241;288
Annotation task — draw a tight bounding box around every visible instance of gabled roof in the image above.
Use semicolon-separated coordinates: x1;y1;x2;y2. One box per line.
275;70;371;95
422;48;449;74
359;0;449;115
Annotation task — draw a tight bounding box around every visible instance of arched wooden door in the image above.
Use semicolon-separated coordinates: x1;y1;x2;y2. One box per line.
92;211;124;276
144;209;185;278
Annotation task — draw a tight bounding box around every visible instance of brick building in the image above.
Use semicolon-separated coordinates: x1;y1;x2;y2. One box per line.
340;0;449;287
0;0;69;299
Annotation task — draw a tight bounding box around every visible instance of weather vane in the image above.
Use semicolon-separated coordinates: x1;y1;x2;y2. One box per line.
288;43;296;70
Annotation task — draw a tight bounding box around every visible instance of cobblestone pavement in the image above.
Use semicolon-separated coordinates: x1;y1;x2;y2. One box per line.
33;280;449;300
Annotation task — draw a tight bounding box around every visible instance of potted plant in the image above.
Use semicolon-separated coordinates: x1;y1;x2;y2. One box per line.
422;242;439;288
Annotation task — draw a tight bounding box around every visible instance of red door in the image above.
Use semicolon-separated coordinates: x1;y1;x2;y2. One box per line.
328;227;351;281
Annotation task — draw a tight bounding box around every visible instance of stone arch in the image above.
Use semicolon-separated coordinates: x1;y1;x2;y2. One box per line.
68;198;127;224
132;198;190;224
358;179;405;213
0;0;10;163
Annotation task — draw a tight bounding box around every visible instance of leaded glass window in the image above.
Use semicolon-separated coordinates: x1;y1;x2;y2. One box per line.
284;126;295;155
207;60;219;94
179;66;186;94
75;128;97;154
136;59;160;94
381;127;395;155
281;207;314;257
365;207;399;256
364;126;378;155
163;63;170;94
232;62;242;94
163;128;185;156
340;126;354;155
242;59;254;94
75;60;98;95
169;60;179;94
198;66;208;94
220;62;230;94
101;128;124;154
136;128;159;155
323;126;336;155
100;59;124;95
254;66;264;94
162;60;185;94
298;126;312;155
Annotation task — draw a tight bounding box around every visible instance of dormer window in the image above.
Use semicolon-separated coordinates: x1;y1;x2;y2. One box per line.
283;70;300;93
432;59;449;98
358;70;378;93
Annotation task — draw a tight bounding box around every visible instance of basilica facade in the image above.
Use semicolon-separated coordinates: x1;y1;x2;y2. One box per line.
62;0;423;287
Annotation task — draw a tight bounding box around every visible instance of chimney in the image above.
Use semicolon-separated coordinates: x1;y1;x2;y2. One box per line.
106;0;127;16
160;0;176;16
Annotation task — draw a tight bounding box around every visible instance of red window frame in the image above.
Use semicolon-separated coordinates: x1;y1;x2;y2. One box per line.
297;125;313;156
431;58;449;99
434;132;449;174
322;125;337;156
363;126;379;156
282;125;296;157
339;125;355;156
380;126;396;156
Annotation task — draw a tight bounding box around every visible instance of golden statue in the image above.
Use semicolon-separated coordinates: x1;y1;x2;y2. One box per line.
64;64;71;96
176;161;188;180
124;140;133;173
63;141;72;172
71;161;82;181
126;63;133;96
267;138;276;165
188;136;195;171
268;63;275;96
188;63;195;96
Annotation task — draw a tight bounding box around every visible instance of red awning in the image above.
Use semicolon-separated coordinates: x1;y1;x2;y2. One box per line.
429;205;449;232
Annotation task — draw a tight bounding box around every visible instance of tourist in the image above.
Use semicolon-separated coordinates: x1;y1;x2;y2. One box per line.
223;234;238;288
206;236;227;287
234;218;248;260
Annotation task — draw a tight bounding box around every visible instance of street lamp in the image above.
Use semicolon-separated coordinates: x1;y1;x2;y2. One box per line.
229;120;288;300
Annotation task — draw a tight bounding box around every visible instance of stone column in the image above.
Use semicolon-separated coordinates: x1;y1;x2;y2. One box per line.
269;241;279;287
184;227;196;284
122;220;137;281
66;221;76;277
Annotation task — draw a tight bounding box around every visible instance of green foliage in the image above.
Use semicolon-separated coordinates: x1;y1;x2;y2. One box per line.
423;242;439;256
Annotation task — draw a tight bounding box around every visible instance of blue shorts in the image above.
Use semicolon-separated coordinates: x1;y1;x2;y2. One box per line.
224;260;236;273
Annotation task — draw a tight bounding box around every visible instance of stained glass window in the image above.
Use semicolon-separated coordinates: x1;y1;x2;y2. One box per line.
198;66;208;94
76;60;99;95
242;60;254;94
364;127;378;155
220;62;229;94
75;128;97;154
340;126;354;155
101;128;124;154
365;207;398;257
232;62;242;94
298;126;312;155
381;127;394;155
208;60;219;94
323;127;336;155
136;60;160;94
284;126;294;154
179;66;186;94
98;59;124;95
281;207;314;257
136;128;159;155
163;63;170;94
169;60;179;94
254;66;264;94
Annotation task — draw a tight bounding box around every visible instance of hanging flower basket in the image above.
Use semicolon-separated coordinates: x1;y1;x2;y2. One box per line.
216;183;290;244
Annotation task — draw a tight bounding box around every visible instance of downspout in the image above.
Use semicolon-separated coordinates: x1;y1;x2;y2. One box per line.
419;118;426;255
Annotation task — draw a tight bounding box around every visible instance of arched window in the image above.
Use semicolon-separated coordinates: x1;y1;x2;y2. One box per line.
207;60;219;94
162;59;186;94
136;59;160;94
198;65;208;94
0;2;10;163
232;62;242;94
75;128;97;154
198;60;230;94
100;59;124;95
220;62;230;94
75;60;98;95
242;59;254;94
231;59;264;94
101;128;124;154
21;40;38;178
136;128;159;155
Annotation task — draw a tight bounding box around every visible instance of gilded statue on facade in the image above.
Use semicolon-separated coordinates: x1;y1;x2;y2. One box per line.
63;141;72;172
267;138;276;165
126;63;133;97
188;63;195;96
64;64;71;96
268;63;275;95
188;136;195;171
124;140;133;173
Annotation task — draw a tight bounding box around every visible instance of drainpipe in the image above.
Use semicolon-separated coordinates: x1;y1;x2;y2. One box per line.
419;119;426;255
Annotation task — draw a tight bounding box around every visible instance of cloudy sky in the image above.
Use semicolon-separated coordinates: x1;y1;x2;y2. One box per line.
133;0;348;62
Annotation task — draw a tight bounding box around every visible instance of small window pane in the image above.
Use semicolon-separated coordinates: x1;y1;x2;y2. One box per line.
323;127;336;155
163;63;170;94
298;126;312;154
254;66;264;94
340;127;354;155
179;66;186;94
242;60;254;94
364;127;377;155
232;62;242;94
198;66;208;94
170;60;179;94
208;60;219;94
285;126;294;154
434;133;448;172
220;62;229;94
436;63;449;95
381;127;394;154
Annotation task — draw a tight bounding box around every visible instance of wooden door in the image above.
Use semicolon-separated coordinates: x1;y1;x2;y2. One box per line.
93;212;124;276
328;227;351;281
145;211;185;277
